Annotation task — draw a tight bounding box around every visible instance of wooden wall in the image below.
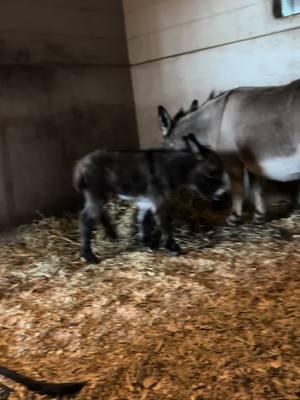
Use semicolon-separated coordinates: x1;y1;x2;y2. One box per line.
0;0;138;228
123;0;300;147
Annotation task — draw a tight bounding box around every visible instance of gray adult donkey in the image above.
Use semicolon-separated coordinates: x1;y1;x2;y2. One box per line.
159;79;300;225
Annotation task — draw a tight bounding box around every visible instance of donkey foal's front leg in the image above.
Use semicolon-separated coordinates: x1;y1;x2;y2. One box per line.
153;201;181;255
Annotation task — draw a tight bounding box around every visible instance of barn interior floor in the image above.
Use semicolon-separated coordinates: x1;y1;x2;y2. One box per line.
0;195;299;400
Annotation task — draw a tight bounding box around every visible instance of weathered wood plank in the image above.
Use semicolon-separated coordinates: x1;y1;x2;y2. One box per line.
125;0;300;64
3;0;122;14
0;3;125;39
0;33;128;65
125;0;253;38
0;65;137;226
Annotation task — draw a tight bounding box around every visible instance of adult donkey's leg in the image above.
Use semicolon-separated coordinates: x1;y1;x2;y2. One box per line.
226;166;245;226
291;180;300;209
249;173;266;224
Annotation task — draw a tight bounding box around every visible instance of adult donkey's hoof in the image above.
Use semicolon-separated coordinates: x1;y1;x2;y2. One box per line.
252;212;266;225
226;213;243;226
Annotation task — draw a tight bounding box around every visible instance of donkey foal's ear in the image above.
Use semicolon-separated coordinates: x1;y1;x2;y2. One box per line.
182;133;202;157
186;133;211;158
182;135;192;152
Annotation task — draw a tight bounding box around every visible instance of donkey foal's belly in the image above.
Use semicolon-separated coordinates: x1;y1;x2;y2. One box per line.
117;195;156;211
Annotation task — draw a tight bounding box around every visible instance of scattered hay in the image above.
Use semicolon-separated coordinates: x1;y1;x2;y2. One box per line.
0;198;299;399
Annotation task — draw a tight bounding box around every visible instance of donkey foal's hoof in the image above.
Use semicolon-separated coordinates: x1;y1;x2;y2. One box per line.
165;240;182;256
81;251;99;264
105;231;119;242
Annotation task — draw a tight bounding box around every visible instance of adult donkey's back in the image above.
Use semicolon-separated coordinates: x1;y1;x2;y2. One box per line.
159;79;300;224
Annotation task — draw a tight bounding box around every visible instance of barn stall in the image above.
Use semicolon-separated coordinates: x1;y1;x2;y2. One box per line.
0;0;299;399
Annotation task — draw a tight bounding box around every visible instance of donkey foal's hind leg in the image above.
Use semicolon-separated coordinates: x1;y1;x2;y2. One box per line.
101;211;118;241
80;192;104;263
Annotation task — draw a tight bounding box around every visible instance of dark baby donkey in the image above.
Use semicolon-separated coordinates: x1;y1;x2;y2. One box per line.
74;134;225;263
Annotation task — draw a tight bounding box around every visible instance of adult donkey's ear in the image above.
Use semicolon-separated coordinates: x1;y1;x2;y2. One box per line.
158;105;172;137
207;90;216;101
190;99;199;112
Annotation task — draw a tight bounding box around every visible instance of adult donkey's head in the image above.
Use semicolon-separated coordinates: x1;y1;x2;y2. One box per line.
158;91;225;150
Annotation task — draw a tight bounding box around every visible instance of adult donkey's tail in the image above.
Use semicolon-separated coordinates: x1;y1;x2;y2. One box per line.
0;366;86;396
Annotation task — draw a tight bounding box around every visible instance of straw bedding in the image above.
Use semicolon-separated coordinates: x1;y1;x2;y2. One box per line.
0;196;299;399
